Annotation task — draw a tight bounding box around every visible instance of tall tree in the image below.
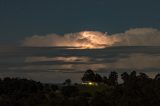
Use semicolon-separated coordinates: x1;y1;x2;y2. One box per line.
155;73;160;80
81;69;96;82
130;71;137;79
108;71;118;86
95;74;103;83
103;76;109;84
121;72;129;83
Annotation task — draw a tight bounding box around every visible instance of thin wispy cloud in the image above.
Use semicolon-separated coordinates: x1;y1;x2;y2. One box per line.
0;46;160;83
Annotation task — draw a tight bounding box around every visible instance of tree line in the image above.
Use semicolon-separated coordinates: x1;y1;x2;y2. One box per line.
0;70;160;106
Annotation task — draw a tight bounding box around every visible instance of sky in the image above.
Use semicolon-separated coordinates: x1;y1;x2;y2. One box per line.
0;0;160;43
0;0;160;83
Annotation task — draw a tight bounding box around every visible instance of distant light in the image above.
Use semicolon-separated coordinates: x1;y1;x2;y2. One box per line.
82;81;98;86
88;82;93;85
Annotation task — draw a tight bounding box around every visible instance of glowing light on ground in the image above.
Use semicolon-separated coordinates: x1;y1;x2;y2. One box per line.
82;81;98;86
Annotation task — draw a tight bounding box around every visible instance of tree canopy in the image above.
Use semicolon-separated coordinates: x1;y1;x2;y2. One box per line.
0;70;160;106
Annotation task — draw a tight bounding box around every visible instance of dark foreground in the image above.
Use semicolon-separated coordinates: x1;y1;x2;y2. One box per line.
0;71;160;106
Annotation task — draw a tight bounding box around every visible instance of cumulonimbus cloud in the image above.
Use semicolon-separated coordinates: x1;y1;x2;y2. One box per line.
22;28;160;49
22;31;120;49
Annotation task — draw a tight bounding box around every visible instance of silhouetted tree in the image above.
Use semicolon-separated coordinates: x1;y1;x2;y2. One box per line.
1;70;160;106
51;84;58;92
155;73;160;80
137;72;149;80
108;71;118;86
64;79;71;86
81;69;96;82
130;71;137;79
95;73;103;83
103;76;108;84
121;72;129;83
61;86;79;97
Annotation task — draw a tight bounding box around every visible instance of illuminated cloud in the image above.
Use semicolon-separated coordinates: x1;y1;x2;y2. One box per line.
22;28;160;49
25;56;90;63
22;31;120;49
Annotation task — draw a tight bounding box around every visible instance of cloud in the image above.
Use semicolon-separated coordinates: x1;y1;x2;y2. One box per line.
8;53;159;73
22;31;120;49
106;53;160;69
22;28;160;49
2;47;160;83
25;56;90;63
115;28;160;46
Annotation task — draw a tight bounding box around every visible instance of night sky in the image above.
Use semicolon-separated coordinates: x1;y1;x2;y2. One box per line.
0;0;160;83
0;0;160;43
